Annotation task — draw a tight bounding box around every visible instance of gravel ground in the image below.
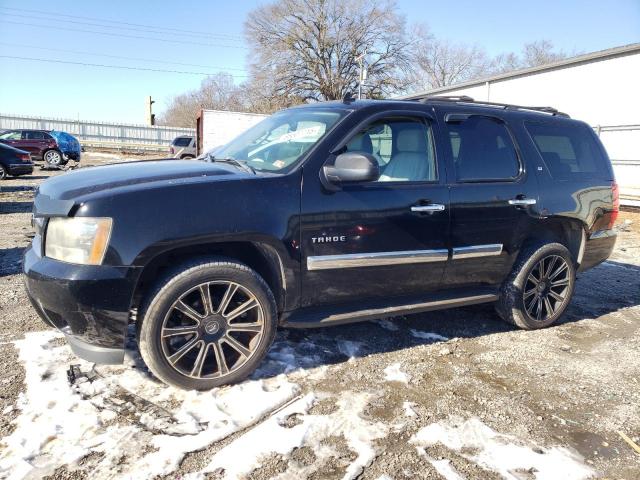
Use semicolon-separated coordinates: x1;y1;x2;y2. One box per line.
0;154;639;479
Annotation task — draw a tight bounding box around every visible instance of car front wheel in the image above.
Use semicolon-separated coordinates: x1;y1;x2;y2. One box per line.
0;165;7;180
496;242;576;329
138;258;277;390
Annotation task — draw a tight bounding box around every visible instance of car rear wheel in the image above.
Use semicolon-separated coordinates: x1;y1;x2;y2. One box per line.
496;242;575;329
181;155;195;159
0;165;7;180
138;258;277;390
43;149;65;167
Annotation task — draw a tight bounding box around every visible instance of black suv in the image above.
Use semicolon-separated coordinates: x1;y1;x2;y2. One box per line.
24;97;618;390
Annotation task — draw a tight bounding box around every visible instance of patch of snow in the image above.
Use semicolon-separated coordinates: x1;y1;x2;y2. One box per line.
383;363;410;384
0;330;298;479
337;339;364;360
191;391;388;480
419;453;464;480
403;401;417;418
375;319;399;331
409;329;448;342
411;417;595;480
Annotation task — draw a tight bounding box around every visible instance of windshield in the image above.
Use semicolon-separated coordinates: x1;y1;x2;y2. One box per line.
201;108;346;173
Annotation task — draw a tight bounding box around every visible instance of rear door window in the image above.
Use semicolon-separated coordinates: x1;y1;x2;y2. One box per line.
24;131;45;140
525;122;611;180
445;116;520;181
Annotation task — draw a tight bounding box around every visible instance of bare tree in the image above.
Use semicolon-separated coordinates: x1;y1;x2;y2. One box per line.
406;25;491;91
491;40;568;74
244;0;411;101
157;73;247;127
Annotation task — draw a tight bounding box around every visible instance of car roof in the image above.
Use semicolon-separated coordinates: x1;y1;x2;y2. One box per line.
289;98;572;121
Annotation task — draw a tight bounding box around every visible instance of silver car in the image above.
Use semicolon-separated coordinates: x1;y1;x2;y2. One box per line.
169;136;196;159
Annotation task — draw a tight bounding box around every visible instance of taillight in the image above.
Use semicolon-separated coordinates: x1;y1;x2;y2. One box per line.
17;153;30;162
609;181;619;229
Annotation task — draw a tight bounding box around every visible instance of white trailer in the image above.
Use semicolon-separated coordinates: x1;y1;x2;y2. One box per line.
196;109;268;155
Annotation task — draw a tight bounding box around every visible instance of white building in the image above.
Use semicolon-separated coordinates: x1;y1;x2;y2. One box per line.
400;43;640;205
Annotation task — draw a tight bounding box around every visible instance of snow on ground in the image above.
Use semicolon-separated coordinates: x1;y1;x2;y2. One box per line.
0;330;299;479
383;362;410;384
409;329;449;342
192;392;387;479
411;417;595;480
0;328;604;479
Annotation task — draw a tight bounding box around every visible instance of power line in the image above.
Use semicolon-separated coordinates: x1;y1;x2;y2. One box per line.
0;6;243;40
0;42;247;72
0;55;248;77
1;11;243;42
1;20;247;49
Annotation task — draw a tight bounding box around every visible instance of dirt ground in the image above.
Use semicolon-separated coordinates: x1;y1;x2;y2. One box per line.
0;153;639;479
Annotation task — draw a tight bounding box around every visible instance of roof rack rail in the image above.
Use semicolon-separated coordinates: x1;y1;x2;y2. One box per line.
420;95;570;117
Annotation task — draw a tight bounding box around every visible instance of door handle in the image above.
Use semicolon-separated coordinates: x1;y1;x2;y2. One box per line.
508;198;536;206
411;204;445;212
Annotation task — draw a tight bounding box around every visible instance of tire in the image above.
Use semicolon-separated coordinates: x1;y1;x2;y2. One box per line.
43;149;65;167
496;242;575;330
138;257;277;390
0;165;7;180
181;155;195;159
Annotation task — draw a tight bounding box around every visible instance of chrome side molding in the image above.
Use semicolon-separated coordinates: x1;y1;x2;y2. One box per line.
452;243;503;260
307;249;448;271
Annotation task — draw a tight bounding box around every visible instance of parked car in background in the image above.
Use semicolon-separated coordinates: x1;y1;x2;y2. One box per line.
0;129;81;167
170;136;196;159
0;143;34;180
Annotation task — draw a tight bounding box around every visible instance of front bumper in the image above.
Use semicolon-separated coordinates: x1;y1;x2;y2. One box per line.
8;163;34;175
23;244;139;364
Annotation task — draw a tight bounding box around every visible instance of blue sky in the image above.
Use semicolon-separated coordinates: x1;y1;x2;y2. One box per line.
0;0;638;124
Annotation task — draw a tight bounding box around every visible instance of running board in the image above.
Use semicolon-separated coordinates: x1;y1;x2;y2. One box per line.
281;289;498;328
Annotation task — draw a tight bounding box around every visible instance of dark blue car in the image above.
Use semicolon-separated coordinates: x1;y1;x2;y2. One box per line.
0;143;34;180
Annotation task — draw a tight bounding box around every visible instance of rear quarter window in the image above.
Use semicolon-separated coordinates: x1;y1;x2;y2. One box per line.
525;122;612;180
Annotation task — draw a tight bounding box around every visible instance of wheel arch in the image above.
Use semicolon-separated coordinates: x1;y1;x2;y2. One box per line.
523;216;586;265
131;240;287;320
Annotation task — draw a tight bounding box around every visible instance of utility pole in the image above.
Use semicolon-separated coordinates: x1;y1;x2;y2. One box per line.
146;95;156;126
356;50;367;100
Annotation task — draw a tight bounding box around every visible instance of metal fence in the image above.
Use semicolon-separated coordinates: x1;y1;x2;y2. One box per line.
0;113;195;151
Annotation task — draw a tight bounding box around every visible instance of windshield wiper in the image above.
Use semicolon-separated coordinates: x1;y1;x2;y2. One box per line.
208;155;256;174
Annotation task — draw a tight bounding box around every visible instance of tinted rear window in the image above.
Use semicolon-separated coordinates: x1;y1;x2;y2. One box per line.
172;137;192;147
525;122;611;180
446;116;520;181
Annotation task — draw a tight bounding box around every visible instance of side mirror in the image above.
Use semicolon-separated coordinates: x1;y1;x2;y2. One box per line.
322;151;380;189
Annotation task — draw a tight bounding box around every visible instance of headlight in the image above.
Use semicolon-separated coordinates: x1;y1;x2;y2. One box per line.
45;217;113;265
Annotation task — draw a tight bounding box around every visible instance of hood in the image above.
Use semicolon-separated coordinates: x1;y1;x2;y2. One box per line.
37;159;246;202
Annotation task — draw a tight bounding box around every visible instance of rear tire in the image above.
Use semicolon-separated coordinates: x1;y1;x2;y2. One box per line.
0;165;7;180
43;149;65;167
496;242;575;330
138;258;277;390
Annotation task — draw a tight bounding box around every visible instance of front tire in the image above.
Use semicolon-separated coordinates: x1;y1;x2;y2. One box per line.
43;149;65;167
138;258;277;390
496;242;575;329
0;165;7;180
